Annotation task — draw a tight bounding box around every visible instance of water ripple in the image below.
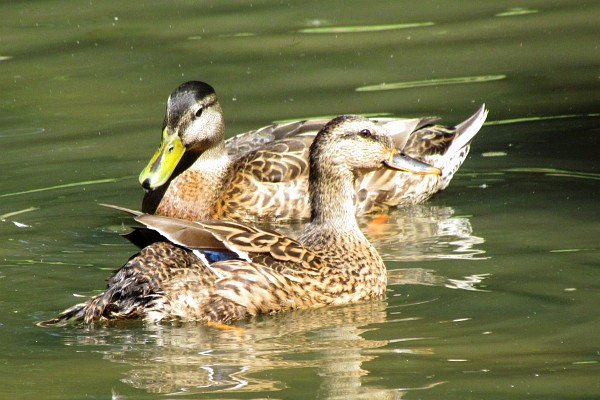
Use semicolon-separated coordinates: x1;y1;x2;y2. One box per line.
505;168;600;181
0;127;46;138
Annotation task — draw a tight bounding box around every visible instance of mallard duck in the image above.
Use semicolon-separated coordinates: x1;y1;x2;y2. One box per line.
140;81;487;222
41;115;441;325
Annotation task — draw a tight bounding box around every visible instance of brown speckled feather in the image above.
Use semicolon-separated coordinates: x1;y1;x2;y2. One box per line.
217;136;313;221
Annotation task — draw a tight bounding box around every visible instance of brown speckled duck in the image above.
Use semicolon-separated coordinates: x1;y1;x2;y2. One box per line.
41;115;440;325
140;81;487;222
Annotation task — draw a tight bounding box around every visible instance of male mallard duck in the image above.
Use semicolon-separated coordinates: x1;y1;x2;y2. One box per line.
140;81;487;222
42;115;441;325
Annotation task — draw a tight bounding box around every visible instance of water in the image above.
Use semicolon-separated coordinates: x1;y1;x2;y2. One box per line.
1;1;599;399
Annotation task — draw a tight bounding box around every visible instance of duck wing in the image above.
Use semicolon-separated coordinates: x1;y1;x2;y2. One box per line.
132;213;325;274
225;119;326;155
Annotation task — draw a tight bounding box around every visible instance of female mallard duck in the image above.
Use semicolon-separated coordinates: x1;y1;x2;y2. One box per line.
42;115;441;324
140;81;487;222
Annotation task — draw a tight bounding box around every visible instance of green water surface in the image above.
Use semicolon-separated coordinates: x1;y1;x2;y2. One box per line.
1;1;599;399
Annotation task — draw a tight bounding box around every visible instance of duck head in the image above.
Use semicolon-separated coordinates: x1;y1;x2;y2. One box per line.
139;81;225;190
309;115;442;180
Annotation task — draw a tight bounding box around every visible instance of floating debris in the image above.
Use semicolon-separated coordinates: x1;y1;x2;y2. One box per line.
299;22;434;34
496;8;539;17
486;113;600;126
0;178;121;198
482;151;508;157
356;75;506;91
0;206;39;220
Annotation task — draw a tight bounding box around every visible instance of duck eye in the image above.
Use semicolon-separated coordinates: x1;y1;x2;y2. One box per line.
359;129;371;137
194;107;204;118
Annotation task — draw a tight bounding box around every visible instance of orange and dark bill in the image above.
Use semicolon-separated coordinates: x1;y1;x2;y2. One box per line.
384;148;441;176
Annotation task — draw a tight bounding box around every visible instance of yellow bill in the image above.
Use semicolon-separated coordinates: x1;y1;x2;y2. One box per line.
139;127;186;189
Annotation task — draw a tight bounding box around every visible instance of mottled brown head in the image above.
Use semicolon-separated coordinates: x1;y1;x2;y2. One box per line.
309;115;440;181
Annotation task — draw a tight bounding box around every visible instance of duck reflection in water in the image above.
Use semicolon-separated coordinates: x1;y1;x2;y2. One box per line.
272;203;486;262
67;300;447;397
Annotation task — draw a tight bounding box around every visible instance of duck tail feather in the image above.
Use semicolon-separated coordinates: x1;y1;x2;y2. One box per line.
37;302;87;327
446;104;488;156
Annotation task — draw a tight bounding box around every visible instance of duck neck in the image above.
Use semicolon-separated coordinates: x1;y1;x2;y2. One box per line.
186;102;228;178
143;141;232;220
189;140;231;179
308;165;358;229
